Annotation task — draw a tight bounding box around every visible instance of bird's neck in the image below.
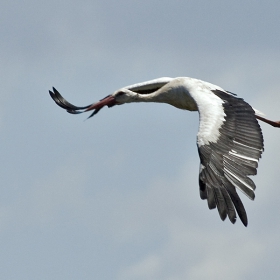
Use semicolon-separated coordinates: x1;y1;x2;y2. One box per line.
134;85;198;111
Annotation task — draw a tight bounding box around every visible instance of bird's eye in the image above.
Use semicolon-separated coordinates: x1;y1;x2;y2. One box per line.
116;91;125;97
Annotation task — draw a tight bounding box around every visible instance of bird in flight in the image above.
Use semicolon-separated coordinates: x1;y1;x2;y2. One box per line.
49;77;280;226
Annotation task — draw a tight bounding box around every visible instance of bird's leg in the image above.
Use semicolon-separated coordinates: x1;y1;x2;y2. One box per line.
256;115;280;128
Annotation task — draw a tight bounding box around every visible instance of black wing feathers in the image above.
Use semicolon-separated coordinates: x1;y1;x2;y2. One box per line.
198;90;264;226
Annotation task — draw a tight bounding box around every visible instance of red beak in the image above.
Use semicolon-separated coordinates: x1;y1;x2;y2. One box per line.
84;95;117;118
85;95;117;112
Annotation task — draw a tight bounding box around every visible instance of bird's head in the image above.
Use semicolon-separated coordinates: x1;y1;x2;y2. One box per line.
84;88;139;116
112;88;139;104
49;87;139;119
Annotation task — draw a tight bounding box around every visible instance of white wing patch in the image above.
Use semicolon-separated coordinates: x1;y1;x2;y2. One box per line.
182;78;227;146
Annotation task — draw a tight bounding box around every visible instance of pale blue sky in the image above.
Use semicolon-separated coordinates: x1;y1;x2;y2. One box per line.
1;1;280;279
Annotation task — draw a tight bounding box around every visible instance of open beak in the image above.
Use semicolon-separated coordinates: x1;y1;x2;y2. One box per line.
49;87;117;118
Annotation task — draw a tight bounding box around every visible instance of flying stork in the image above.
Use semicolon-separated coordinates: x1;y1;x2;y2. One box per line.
49;77;280;226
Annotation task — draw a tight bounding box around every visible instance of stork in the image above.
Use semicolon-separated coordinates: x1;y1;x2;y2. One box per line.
49;77;280;226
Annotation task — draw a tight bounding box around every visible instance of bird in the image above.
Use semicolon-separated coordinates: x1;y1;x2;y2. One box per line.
49;77;280;226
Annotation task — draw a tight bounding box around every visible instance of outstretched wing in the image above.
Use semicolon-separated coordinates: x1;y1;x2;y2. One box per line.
196;90;264;226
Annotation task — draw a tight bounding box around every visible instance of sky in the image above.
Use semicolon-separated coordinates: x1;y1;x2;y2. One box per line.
1;1;280;279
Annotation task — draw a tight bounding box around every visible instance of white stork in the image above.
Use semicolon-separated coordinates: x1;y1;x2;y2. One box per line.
49;77;280;226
